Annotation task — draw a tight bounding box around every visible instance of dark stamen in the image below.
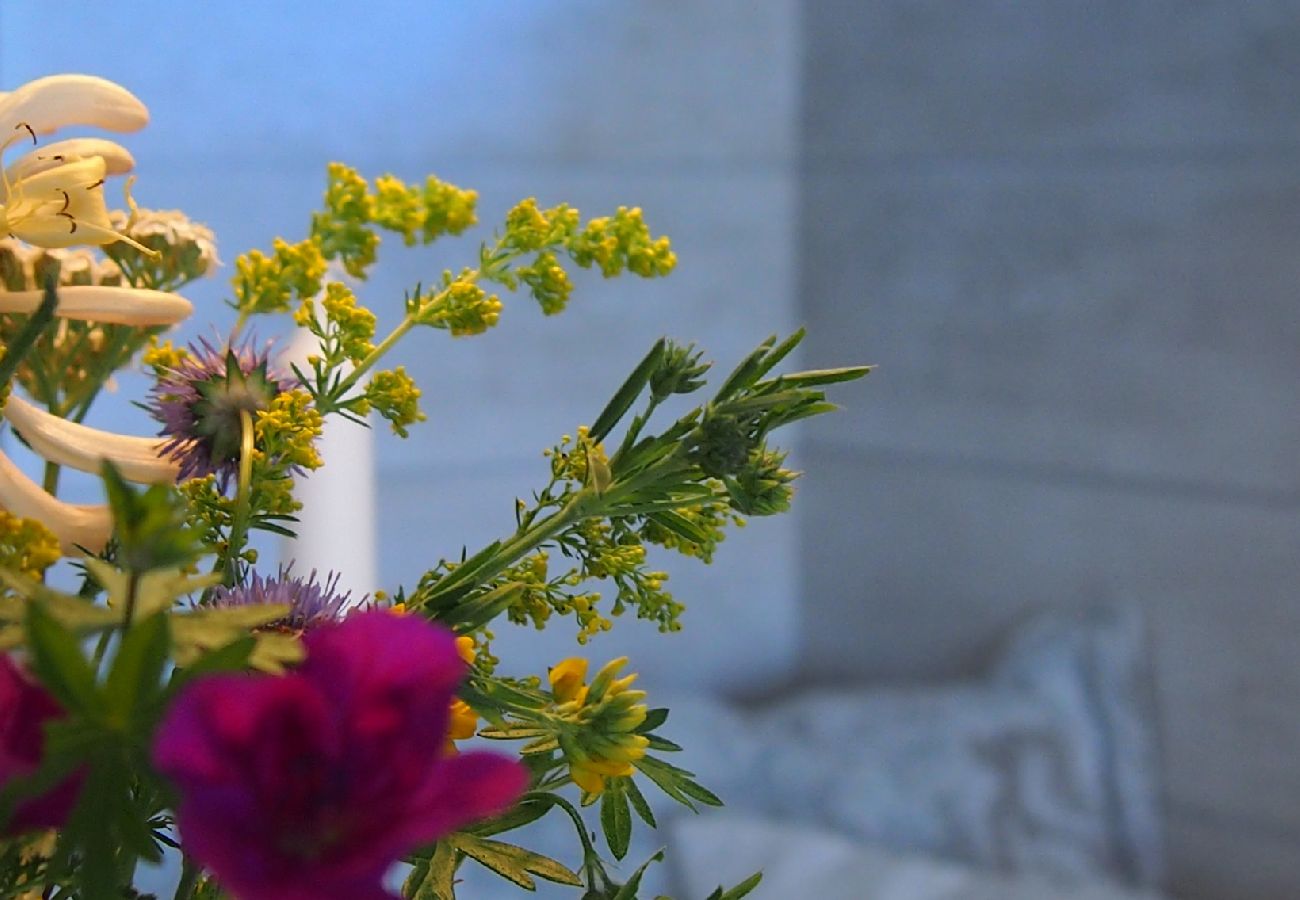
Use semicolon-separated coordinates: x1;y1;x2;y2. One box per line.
86;178;105;190
58;211;76;233
15;122;36;145
57;189;70;213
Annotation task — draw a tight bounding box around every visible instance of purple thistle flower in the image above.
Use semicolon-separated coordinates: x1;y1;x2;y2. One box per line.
208;567;354;632
146;334;296;486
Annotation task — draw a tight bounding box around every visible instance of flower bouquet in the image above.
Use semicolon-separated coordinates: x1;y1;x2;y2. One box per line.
0;75;867;899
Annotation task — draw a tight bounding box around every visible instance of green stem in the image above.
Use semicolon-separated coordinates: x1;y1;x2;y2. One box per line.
325;313;416;408
422;490;596;607
224;409;256;585
172;858;200;900
41;460;60;496
121;571;141;625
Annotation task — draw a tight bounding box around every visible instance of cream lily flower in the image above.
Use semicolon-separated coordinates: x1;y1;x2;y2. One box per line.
0;154;152;251
4;394;178;484
0;446;112;553
0;74;148;139
0;284;191;325
3;136;135;189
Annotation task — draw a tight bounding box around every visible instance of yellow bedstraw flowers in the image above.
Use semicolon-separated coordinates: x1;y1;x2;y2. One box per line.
445;635;480;753
549;656;650;797
0;74;204;554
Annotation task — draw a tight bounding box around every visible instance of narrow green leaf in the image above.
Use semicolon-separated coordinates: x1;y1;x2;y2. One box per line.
714;336;776;401
748;327;805;383
719;871;764;899
167;636;256;695
764;365;871;388
644;734;682;752
25;602;99;714
601;779;633;860
678;778;723;807
0;277;59;387
625;776;657;829
636;707;669;734
611;849;666;900
590;338;666;442
645;510;713;545
452;833;581;889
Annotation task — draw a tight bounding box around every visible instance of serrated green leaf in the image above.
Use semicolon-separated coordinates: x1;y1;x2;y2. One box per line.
84;560;219;619
601;779;632;860
452;833;583;889
404;842;457;900
167;636;256;696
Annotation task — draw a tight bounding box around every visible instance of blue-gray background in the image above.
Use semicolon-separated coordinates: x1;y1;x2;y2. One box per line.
1;4;1296;898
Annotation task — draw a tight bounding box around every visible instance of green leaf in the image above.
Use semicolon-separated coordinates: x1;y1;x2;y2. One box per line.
403;842;457;900
24;602;99;714
636;707;669;733
451;833;582;889
104;612;170;727
610;849;666;900
589;338;665;443
678;777;723;807
625;776;657;829
469;794;555;838
644;734;682;752
601;778;633;860
762;365;871;388
634;756;696;811
167;635;256;696
0;276;59;387
718;871;764;899
645;510;713;546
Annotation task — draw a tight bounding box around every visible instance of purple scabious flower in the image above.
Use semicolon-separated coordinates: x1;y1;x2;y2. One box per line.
208;567;353;632
153;611;528;900
146;335;296;486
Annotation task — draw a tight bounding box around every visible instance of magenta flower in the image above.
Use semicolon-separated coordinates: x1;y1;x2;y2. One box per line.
0;655;81;833
152;611;527;900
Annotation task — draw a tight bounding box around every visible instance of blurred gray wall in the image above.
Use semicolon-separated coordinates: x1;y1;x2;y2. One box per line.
795;4;1300;899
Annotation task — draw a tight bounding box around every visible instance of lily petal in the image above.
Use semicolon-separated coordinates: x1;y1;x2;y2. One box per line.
4;138;135;193
4;395;179;484
0;448;111;554
0;285;192;325
0;75;147;138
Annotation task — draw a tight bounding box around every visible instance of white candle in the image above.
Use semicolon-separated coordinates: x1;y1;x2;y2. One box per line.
278;325;377;603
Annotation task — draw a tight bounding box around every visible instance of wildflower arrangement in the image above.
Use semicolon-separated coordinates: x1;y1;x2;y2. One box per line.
0;75;868;899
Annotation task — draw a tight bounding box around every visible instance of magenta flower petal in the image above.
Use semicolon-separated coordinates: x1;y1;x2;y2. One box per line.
153;611;527;900
0;655;81;833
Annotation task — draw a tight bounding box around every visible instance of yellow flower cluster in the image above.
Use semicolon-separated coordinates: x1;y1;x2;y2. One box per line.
255;389;325;474
418;272;504;337
549;656;650;797
312;162;377;278
504;198;580;252
0;509;61;582
445;635;479;754
310;163;478;278
568;206;676;279
141;337;189;378
364;367;425;437
232;237;326;317
294;281;377;364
